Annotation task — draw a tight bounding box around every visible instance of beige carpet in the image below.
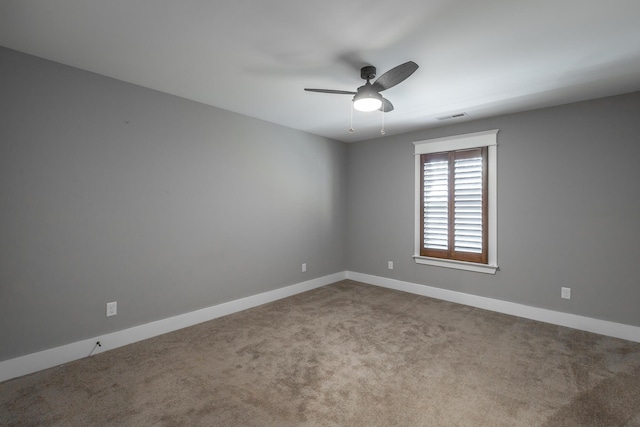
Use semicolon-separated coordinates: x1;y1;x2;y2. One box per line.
2;280;640;426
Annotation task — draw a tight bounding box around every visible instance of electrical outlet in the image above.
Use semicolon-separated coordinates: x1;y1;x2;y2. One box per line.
388;261;394;270
106;301;117;317
302;263;307;273
561;287;571;300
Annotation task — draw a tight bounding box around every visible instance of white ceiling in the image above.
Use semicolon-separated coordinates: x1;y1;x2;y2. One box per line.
2;0;640;142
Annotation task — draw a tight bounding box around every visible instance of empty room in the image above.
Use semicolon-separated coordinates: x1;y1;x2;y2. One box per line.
1;1;640;425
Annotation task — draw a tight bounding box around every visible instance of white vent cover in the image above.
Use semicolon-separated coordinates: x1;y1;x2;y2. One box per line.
436;112;468;121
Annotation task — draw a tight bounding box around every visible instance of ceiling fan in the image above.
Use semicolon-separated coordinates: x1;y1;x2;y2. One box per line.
305;61;419;112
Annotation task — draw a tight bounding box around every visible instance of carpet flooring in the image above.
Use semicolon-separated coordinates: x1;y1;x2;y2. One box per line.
1;280;640;426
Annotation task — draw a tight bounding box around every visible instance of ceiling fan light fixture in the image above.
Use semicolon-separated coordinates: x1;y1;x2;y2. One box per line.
353;96;382;112
353;83;383;112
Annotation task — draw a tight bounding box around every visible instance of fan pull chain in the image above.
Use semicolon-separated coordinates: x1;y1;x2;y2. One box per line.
380;104;386;135
349;102;354;133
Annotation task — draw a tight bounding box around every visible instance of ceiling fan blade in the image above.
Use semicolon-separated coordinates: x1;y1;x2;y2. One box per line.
371;61;419;92
380;97;394;113
304;88;357;95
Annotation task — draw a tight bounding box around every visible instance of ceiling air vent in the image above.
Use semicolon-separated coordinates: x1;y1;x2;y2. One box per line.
436;112;468;121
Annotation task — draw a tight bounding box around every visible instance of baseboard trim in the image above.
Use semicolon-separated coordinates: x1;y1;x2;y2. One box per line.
5;270;638;383
0;272;346;383
346;271;640;344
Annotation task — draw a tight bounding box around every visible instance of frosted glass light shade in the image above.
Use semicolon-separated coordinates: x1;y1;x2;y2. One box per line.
353;97;382;112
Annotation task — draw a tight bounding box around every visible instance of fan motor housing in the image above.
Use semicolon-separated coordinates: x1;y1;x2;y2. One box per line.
360;66;376;81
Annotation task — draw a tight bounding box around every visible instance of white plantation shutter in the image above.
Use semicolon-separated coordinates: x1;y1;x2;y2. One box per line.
454;150;484;254
420;147;487;263
423;155;449;251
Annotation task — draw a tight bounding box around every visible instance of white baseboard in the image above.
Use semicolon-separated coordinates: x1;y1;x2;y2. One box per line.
4;270;638;383
346;271;640;344
0;272;346;383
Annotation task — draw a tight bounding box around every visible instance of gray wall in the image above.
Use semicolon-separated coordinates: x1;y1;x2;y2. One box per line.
0;47;346;361
347;91;640;328
2;45;639;363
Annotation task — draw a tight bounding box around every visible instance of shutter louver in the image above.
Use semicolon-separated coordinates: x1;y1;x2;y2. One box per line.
454;152;483;254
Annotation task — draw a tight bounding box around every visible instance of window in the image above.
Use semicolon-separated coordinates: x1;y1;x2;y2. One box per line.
421;147;487;263
414;130;498;274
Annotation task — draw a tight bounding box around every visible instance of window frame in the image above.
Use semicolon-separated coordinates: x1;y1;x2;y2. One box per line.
413;129;498;274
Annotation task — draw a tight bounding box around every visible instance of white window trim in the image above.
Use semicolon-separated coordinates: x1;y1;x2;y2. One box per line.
413;129;499;274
